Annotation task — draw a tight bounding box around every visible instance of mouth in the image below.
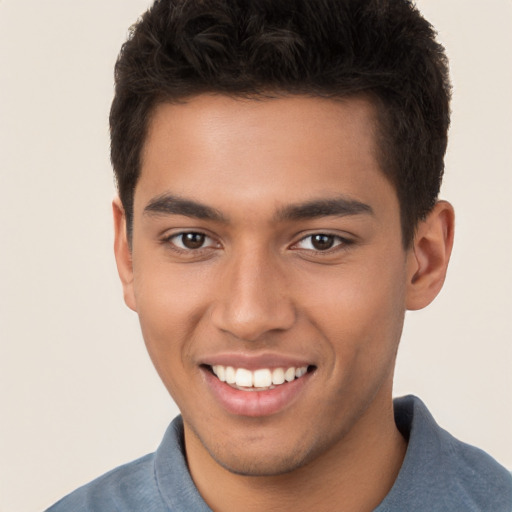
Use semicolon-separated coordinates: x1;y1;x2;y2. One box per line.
207;364;314;391
200;355;317;416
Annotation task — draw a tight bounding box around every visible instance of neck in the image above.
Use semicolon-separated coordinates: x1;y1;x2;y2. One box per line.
185;394;407;512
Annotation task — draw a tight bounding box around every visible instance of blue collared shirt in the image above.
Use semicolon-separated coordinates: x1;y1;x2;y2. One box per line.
46;396;512;511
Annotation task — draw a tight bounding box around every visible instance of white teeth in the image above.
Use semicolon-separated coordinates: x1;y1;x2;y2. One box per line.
213;365;226;382
254;369;272;388
235;368;253;387
284;367;296;382
272;368;285;385
225;366;236;384
295;367;307;378
211;365;309;389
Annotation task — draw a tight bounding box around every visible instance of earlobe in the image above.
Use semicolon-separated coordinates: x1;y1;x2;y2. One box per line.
406;201;455;311
113;197;137;312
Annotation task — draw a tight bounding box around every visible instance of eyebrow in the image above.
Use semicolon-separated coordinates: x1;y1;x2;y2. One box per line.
275;197;374;221
143;193;373;223
144;194;227;222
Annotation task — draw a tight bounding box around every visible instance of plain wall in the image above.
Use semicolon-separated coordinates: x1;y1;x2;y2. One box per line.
0;1;510;510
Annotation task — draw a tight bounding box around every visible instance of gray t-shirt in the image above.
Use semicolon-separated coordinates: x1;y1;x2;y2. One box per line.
46;395;512;511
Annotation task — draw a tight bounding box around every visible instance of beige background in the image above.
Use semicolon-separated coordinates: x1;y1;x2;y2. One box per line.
0;1;511;510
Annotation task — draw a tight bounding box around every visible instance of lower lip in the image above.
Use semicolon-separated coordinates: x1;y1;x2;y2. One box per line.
202;368;312;417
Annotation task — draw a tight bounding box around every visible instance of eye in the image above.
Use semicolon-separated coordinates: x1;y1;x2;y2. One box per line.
168;232;217;250
294;234;346;251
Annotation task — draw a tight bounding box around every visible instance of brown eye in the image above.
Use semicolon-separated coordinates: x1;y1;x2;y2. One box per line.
294;233;348;252
311;234;335;251
180;233;206;249
169;232;215;251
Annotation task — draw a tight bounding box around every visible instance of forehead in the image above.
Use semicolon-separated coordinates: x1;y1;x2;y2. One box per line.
136;94;396;218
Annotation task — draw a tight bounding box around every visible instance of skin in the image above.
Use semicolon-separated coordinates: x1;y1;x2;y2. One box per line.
114;94;454;512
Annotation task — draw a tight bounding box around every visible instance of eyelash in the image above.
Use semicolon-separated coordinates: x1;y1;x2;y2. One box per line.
292;233;353;253
162;231;353;255
162;232;218;254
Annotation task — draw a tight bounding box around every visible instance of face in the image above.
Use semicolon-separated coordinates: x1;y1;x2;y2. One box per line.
119;95;414;476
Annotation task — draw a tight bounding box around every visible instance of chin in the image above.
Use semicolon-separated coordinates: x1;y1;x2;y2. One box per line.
210;449;312;477
195;425;329;478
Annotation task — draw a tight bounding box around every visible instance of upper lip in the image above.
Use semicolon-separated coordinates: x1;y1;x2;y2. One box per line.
200;352;315;371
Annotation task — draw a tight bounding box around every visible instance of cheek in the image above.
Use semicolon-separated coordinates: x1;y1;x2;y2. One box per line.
304;257;407;371
348;269;406;341
131;259;213;379
134;278;207;412
134;255;211;325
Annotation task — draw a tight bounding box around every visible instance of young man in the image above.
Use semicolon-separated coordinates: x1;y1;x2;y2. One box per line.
47;0;512;510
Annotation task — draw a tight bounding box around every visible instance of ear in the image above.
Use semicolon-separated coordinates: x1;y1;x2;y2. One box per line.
113;197;137;312
406;200;455;311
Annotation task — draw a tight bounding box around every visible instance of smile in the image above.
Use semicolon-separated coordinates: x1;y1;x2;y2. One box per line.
211;365;309;391
202;358;316;416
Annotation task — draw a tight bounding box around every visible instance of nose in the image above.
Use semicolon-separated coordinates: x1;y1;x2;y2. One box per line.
210;248;296;342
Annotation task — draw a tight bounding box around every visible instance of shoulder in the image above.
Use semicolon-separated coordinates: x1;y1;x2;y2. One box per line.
45;452;168;512
380;396;512;511
440;429;512;510
45;416;208;512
